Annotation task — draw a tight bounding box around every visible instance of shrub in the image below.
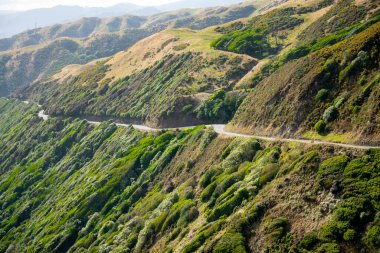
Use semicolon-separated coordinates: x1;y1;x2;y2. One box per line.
323;106;338;122
98;221;115;237
334;96;346;108
182;221;224;253
200;167;220;188
366;225;380;247
201;182;217;202
195;90;246;122
343;229;356;241
299;233;318;250
362;74;380;97
316;155;350;191
322;58;337;74
317;243;340;253
282;45;310;63
212;232;246;253
207;189;249;222
268;217;289;241
314;120;326;134
316;89;329;101
352;106;361;114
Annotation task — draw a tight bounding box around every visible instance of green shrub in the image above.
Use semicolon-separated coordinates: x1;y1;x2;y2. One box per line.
195;90;246;122
98;221;115;237
362;74;380;97
212;232;246;253
317;243;340;253
352;106;361;114
343;229;356;241
314;120;327;134
211;28;272;59
323;106;338;122
201;182;217;202
334;96;346;108
207;189;249;222
200;167;220;188
366;225;380;247
299;233;318;250
268;217;289;241
322;58;337;74
282;45;310;63
316;155;350;191
316;89;329;101
182;221;224;253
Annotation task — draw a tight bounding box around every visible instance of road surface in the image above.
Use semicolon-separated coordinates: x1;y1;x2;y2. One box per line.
37;110;379;150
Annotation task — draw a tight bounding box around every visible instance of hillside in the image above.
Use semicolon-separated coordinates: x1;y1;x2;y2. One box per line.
1;99;380;253
19;28;256;127
0;3;259;95
1;0;380;252
15;0;347;127
228;3;380;145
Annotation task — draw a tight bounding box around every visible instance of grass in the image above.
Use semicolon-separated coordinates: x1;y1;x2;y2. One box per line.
303;131;354;143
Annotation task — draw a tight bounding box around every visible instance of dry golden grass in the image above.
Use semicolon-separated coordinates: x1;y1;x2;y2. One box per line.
52;27;255;87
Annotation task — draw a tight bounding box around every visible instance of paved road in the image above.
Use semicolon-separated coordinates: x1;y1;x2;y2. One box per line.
37;110;379;150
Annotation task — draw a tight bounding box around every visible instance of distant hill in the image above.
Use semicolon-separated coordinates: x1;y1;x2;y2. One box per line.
0;0;245;38
0;4;146;38
159;0;245;10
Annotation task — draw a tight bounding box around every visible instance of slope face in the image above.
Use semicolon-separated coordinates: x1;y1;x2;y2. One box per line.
229;19;380;145
0;3;259;95
1;99;380;253
19;28;256;127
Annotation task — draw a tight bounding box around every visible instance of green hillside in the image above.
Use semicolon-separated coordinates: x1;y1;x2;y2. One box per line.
1;0;380;252
0;3;258;95
1;99;380;253
18;28;256;127
229;16;380;145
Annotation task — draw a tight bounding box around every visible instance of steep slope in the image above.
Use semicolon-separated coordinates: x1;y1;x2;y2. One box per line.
0;3;259;95
229;18;380;145
19;28;256;127
13;0;345;125
1;99;380;253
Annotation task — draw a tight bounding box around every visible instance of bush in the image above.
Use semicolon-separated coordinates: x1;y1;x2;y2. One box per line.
282;45;310;63
195;90;246;122
366;225;380;247
314;120;327;134
316;89;329;101
268;217;289;241
207;189;249;222
200;167;220;188
362;74;380;97
182;221;224;253
343;229;356;241
299;233;318;250
317;243;340;253
212;232;246;253
316;155;350;191
334;96;346;108
323;106;338;122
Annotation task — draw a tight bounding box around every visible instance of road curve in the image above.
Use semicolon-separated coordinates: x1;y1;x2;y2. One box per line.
37;110;379;150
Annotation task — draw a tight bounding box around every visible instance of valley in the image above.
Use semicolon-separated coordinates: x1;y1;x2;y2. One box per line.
0;0;379;252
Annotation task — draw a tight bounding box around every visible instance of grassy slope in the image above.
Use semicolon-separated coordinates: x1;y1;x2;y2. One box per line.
19;28;256;127
1;99;379;253
229;19;380;145
13;0;339;126
0;3;259;95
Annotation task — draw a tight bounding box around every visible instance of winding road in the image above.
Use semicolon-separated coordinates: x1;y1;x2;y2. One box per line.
37;110;379;150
